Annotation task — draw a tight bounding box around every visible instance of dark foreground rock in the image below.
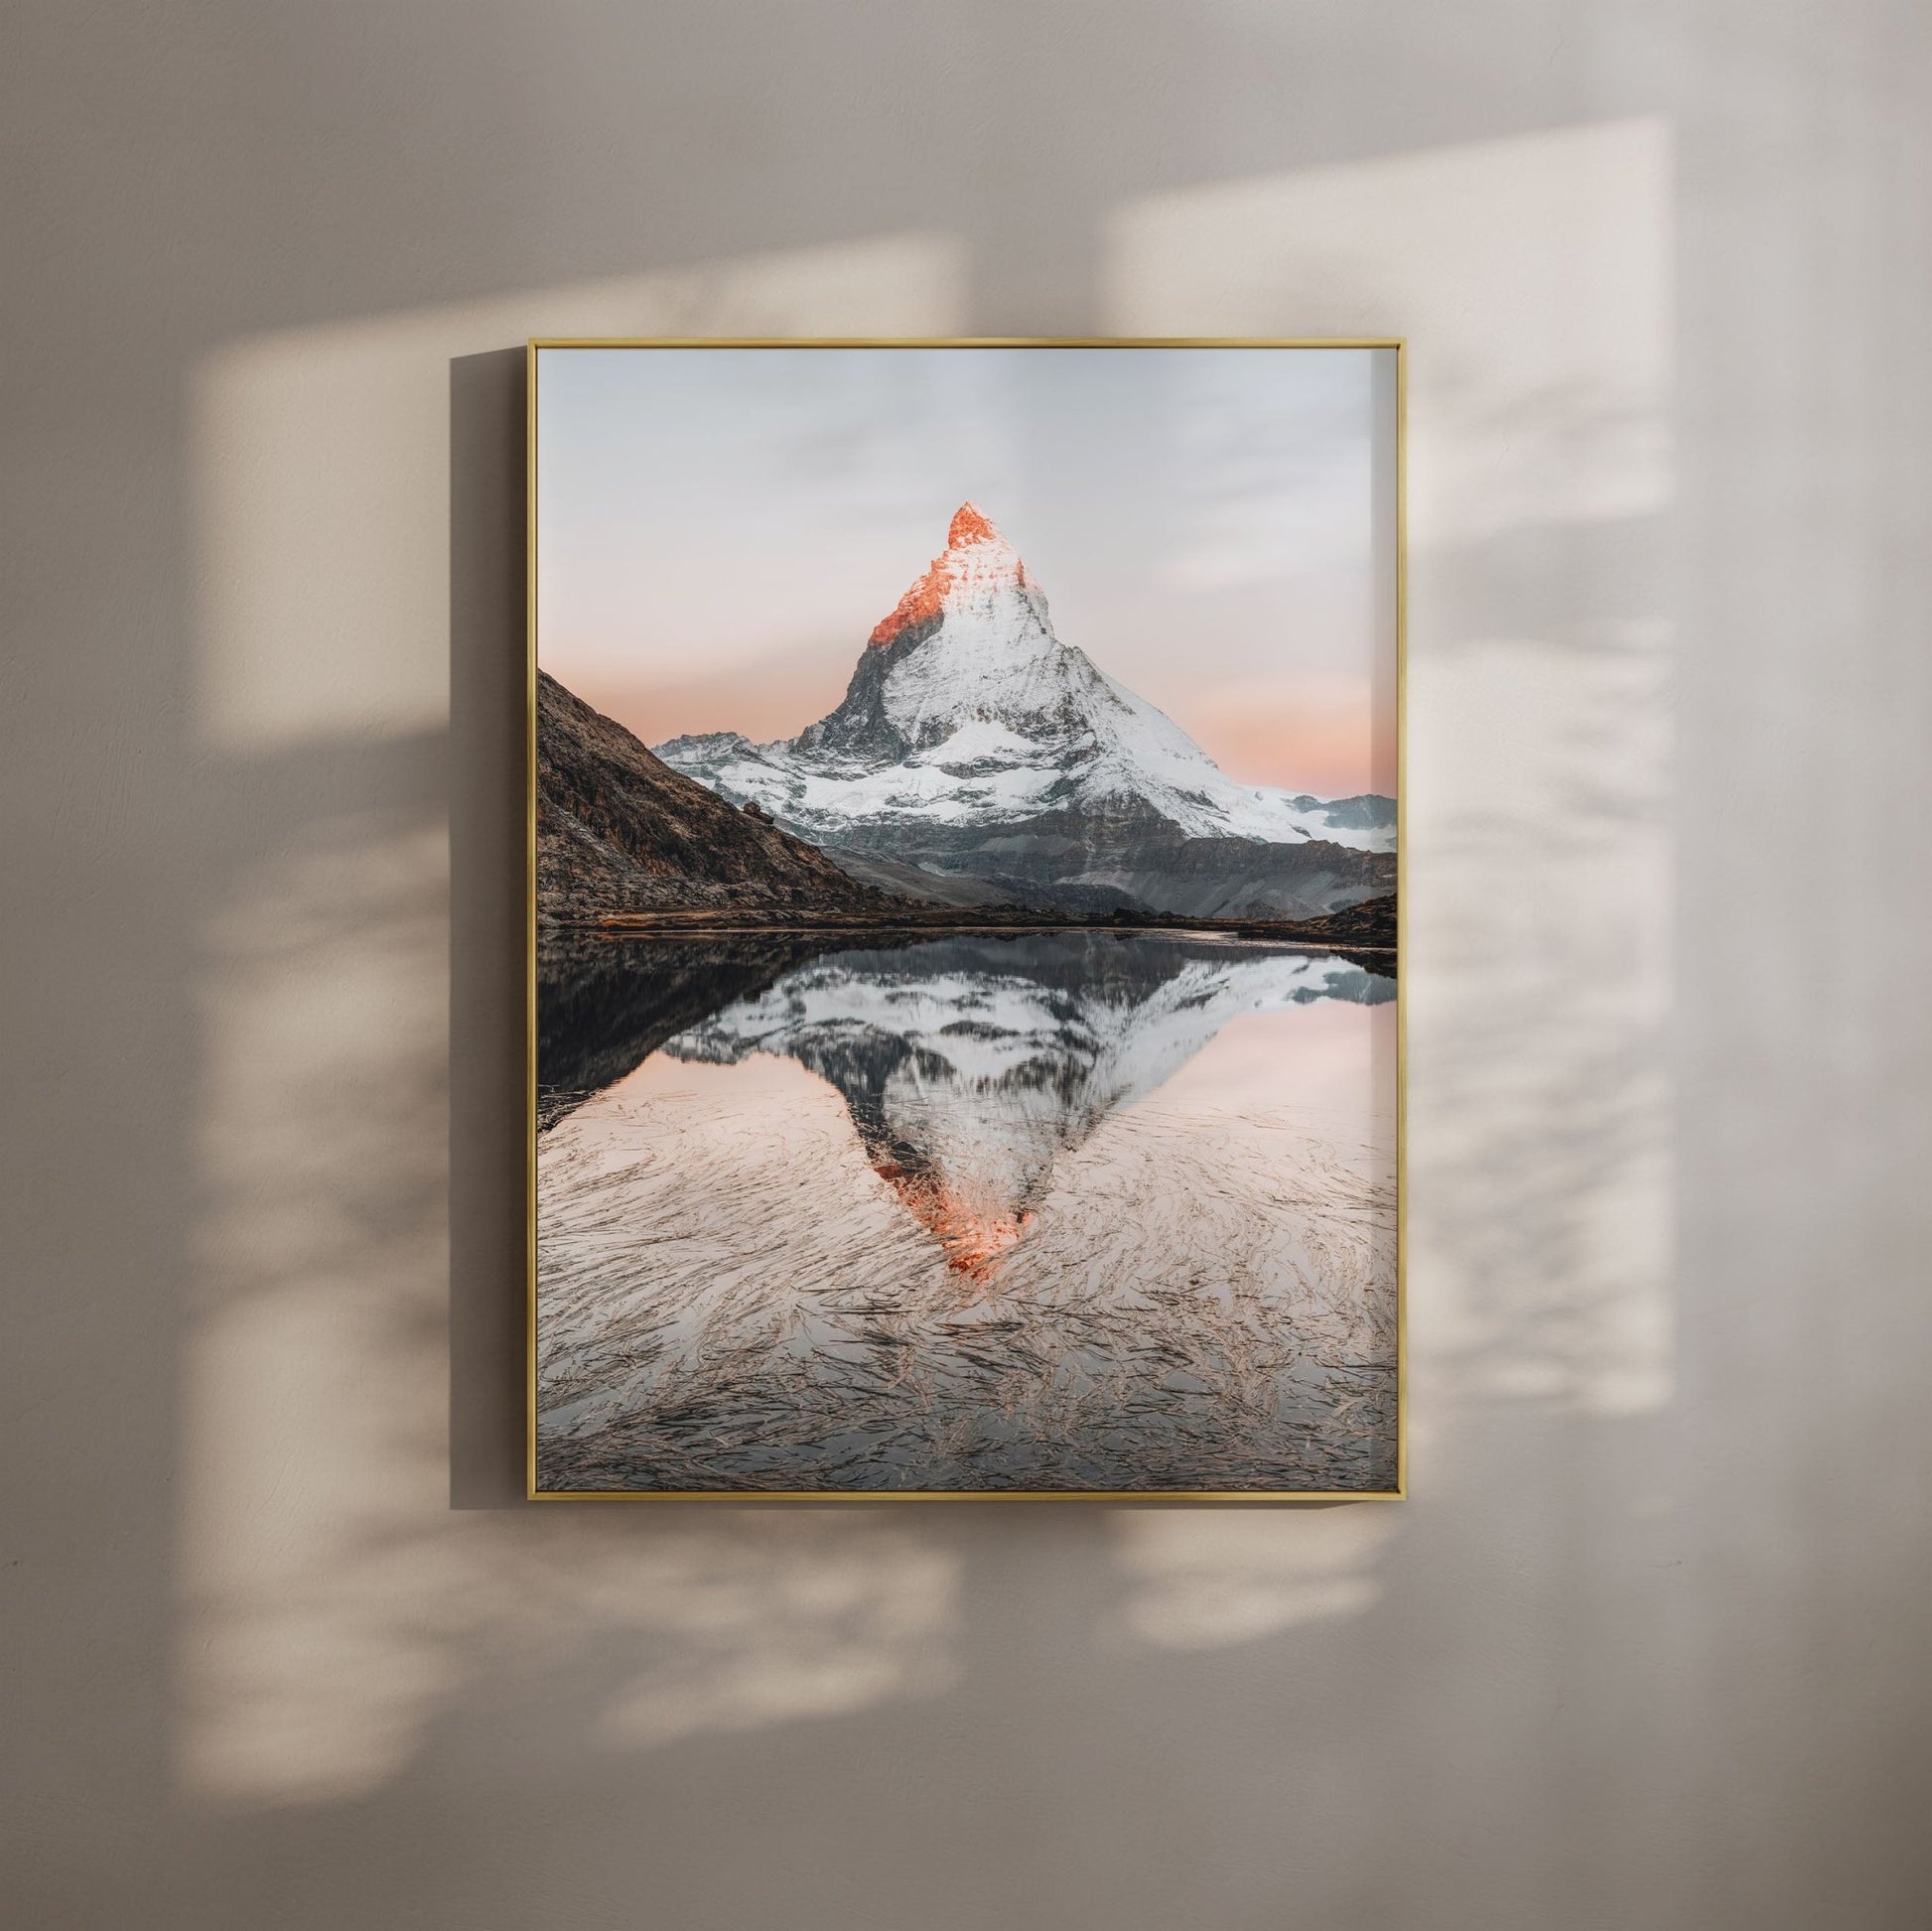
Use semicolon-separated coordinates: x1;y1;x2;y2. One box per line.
1276;893;1396;948
537;671;900;926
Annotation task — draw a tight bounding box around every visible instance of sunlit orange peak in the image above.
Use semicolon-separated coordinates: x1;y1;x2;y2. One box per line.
869;502;1027;648
947;501;1001;547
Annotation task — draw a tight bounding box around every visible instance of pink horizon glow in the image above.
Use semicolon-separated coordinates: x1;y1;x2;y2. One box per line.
563;653;1388;799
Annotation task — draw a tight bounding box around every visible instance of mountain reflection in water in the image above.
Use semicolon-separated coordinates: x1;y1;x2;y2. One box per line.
536;930;1397;1493
658;934;1391;1279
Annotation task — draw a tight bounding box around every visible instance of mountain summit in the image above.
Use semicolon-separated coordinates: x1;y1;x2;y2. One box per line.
656;505;1394;917
867;501;1033;649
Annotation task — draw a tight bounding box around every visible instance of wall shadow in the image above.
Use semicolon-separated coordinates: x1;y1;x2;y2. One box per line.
449;347;532;1506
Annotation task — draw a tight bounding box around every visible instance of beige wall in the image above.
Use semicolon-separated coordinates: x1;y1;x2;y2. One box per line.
5;5;1928;1926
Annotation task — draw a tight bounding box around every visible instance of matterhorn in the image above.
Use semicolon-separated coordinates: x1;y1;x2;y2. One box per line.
654;504;1394;917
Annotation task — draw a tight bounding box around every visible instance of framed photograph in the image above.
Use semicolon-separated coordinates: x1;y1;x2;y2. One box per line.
528;338;1403;1498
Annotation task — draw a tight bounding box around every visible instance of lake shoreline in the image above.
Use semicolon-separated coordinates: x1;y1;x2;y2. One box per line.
555;906;1395;953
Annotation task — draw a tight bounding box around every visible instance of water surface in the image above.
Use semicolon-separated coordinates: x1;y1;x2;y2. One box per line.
537;930;1396;1492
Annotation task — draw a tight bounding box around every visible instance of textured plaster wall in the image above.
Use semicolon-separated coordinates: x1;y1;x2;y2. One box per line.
4;5;1928;1928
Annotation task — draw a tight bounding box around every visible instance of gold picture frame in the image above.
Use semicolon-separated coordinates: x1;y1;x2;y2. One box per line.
525;337;1406;1502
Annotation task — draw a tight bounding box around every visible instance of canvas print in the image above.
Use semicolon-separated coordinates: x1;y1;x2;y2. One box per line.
531;342;1401;1496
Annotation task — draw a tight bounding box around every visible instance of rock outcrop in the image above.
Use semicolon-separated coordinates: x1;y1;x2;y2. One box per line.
537;670;900;926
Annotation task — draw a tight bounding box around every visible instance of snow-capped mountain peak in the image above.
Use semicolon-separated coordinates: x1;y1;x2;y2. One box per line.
654;504;1395;917
868;501;1035;649
832;503;1075;759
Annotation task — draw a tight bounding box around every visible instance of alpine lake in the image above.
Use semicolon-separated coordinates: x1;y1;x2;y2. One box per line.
535;926;1398;1495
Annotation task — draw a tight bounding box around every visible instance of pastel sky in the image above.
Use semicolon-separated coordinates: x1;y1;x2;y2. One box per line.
536;345;1396;797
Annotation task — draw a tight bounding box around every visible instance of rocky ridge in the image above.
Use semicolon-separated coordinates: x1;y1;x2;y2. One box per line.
537;670;898;927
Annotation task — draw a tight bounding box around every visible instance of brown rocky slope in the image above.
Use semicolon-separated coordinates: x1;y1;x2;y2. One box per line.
537;671;900;927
